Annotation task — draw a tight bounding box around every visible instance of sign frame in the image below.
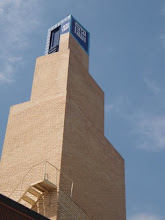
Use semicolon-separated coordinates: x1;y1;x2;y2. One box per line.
45;15;90;55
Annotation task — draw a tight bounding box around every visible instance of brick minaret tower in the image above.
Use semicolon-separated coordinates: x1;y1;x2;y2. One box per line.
0;15;126;220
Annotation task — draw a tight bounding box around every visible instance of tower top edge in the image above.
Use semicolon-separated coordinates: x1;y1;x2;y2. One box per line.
45;15;90;55
48;15;90;35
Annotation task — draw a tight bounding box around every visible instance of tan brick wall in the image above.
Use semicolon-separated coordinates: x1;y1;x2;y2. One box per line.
0;33;70;199
32;190;90;220
0;32;126;220
57;190;91;220
0;94;66;200
60;98;126;220
67;46;104;134
69;34;89;70
31;50;69;101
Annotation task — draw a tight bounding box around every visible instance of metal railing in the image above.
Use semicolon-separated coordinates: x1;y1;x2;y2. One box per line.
9;161;73;202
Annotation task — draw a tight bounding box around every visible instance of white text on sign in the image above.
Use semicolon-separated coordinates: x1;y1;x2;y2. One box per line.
74;22;86;43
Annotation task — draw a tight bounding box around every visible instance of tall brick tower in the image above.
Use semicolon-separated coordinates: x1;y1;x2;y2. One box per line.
0;15;126;220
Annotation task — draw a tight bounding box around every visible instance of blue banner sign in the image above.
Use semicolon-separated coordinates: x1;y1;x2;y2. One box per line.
70;16;89;54
61;17;71;35
45;15;90;55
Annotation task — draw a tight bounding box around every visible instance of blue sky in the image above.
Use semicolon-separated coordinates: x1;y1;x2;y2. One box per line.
0;0;165;219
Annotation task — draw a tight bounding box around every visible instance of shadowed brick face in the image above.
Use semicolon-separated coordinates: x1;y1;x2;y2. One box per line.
0;32;126;220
